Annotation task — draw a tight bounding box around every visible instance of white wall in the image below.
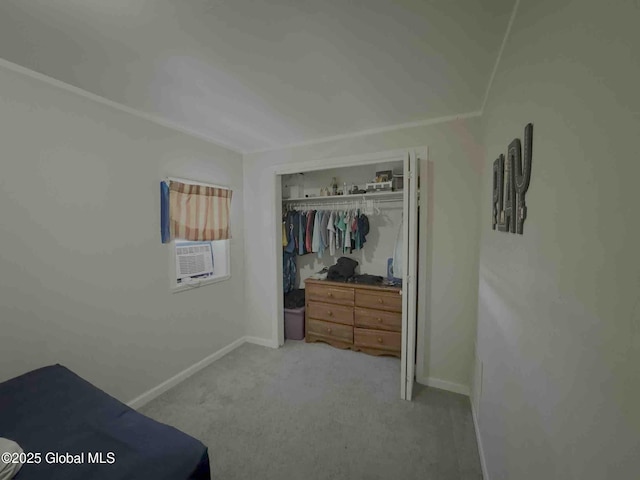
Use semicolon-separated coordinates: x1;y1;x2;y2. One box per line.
0;64;246;403
244;118;484;391
475;0;640;478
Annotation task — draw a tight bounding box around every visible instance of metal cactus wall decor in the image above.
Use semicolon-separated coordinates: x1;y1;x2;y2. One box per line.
492;123;533;234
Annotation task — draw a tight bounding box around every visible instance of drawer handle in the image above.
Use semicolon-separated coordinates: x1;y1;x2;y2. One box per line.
327;311;333;316
377;337;383;343
327;327;332;333
327;292;333;297
377;317;383;323
378;298;383;304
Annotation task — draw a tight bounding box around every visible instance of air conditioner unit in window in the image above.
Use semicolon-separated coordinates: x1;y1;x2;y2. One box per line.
176;242;214;281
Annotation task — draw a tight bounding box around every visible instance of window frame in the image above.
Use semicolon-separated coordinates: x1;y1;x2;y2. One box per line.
164;176;232;293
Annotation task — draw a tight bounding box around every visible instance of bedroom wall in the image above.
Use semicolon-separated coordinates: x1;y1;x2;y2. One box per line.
475;0;640;478
243;117;484;392
0;63;246;403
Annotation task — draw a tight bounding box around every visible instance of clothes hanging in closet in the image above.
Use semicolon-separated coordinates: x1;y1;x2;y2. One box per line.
284;208;370;259
282;210;297;293
305;210;314;253
283;251;296;293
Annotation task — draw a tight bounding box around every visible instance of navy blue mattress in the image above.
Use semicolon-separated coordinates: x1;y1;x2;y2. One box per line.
0;365;210;480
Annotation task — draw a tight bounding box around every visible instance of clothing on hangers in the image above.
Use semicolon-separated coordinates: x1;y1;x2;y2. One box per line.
328;211;336;256
335;211;342;251
320;210;330;249
283;251;296;293
351;211;359;251
282;220;288;247
283;206;372;257
318;211;327;258
312;210;321;254
298;211;306;255
305;210;315;253
336;211;345;253
344;210;352;254
358;214;370;247
292;210;300;251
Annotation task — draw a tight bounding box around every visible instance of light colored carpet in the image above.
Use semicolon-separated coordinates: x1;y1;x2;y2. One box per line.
140;341;482;480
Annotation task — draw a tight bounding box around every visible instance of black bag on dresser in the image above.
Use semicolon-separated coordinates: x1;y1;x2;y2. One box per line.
327;257;358;282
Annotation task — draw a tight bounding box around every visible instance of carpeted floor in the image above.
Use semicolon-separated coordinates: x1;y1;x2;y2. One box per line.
140;341;482;480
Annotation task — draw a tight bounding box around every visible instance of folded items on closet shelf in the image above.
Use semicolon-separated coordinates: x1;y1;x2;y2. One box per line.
327;257;359;282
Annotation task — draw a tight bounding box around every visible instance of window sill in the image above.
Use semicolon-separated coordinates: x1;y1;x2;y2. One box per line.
171;274;231;294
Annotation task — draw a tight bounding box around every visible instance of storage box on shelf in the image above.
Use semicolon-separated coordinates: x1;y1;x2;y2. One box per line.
365;181;393;192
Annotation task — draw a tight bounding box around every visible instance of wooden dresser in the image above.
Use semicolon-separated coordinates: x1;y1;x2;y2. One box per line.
304;279;402;358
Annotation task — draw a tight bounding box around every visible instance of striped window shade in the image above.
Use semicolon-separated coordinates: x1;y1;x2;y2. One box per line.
161;180;232;243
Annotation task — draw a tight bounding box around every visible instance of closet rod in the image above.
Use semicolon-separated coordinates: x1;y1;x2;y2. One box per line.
282;200;402;213
283;191;402;202
282;198;402;205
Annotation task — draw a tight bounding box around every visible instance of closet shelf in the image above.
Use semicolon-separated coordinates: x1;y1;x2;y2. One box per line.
282;191;403;203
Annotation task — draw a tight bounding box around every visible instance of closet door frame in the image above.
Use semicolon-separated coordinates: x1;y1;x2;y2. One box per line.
271;147;428;400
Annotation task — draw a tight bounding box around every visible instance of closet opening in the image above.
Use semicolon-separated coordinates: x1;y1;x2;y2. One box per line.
271;149;425;400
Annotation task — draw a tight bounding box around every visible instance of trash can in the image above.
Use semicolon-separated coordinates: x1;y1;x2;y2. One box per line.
284;306;305;340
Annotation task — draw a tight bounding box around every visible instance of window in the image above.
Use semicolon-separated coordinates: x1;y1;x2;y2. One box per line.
161;177;232;292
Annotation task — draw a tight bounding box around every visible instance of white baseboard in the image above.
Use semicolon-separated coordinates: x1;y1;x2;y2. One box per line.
127;336;247;409
244;336;279;349
416;375;470;396
471;401;490;480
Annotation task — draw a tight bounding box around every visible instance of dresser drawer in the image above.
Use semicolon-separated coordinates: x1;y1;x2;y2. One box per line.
354;328;401;353
307;301;353;325
307;319;353;343
355;290;402;313
307;283;354;306
354;307;402;332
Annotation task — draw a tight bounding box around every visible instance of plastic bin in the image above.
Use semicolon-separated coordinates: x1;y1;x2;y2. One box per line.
284;306;305;340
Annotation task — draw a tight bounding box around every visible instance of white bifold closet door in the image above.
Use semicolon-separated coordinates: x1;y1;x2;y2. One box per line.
401;150;419;401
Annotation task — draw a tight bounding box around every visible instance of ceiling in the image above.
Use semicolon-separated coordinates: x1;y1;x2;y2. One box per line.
0;0;515;153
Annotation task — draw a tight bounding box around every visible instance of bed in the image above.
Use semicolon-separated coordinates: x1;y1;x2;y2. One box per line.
0;365;210;480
